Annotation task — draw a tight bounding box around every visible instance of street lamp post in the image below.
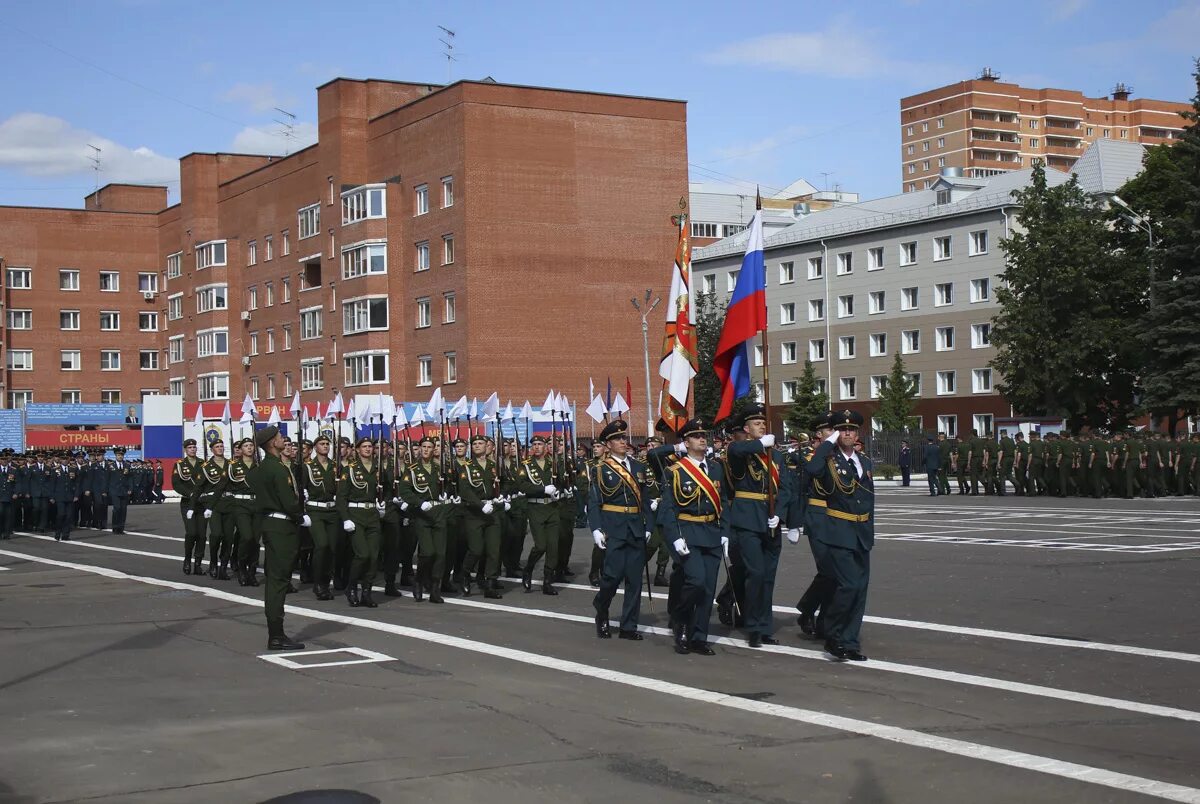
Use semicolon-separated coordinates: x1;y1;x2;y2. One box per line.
631;290;661;438
1111;194;1156;308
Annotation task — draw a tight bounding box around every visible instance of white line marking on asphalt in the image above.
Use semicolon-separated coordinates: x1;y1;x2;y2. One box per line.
13;533;1200;724
2;546;1199;804
258;646;395;670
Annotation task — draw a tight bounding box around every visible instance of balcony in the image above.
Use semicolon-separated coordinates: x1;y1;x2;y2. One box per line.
1043;143;1082;158
968;155;1020;171
970;135;1020;151
969;115;1019;132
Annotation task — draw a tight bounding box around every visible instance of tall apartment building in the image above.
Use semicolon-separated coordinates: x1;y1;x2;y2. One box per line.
692;139;1145;437
0;78;688;428
900;69;1189;192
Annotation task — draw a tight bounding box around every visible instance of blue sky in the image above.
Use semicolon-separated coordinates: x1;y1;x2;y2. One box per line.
0;0;1197;209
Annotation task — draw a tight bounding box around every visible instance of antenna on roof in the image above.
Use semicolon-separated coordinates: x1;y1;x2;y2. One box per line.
1111;82;1132;101
87;144;102;194
273;108;297;156
978;67;1000;82
819;171;833;191
438;26;457;83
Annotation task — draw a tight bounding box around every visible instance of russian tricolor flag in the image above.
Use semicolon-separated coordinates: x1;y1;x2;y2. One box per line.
713;208;766;421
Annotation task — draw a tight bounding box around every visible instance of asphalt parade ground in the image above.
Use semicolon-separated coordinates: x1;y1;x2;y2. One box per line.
2;489;1198;803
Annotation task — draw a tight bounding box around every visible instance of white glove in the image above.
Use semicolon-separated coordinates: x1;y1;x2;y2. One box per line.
673;442;687;455
673;537;690;555
544;485;558;496
786;528;800;544
504;501;511;511
645;531;652;542
185;509;194;520
825;429;840;444
593;530;607;549
760;434;776;448
303;489;310;502
482;502;495;515
721;535;730;559
650;498;659;512
343;519;356;532
376;503;387;516
767;515;780;530
301;515;312;528
420;501;434;512
203;509;212;520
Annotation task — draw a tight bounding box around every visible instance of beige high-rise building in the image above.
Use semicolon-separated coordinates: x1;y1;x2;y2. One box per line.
899;68;1191;191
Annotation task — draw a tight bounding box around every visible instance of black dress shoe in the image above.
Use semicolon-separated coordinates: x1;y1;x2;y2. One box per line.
490;578;503;591
797;610;816;636
760;635;780;646
314;585;335;601
618;630;643;641
429;583;445;604
345;586;360;607
588;572;600;587
359;586;378;608
521;565;533;592
653;567;670;587
267;635;305;651
748;633;762;648
845;649;868;661
717;602;733;626
542;581;558;596
688;641;716;656
823;641;848;661
595;610;611;639
285;582;298;594
561;567;576;579
461;579;472;597
183;560;193;575
384;575;401;597
672;621;689;654
484;587;503;599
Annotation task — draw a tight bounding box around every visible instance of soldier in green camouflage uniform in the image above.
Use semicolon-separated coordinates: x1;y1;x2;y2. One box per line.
457;434;504;599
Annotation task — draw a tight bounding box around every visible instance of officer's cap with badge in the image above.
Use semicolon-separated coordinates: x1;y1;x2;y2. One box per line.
831;409;864;430
530;435;548;445
812;411;834;432
183;438;197;448
313;433;330;446
738;404;768;430
679;417;709;440
418;435;436;446
354;436;373;448
470;434;487;445
599;419;630;443
254;425;278;449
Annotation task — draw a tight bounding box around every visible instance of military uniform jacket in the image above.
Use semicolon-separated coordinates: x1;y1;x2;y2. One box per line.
725;439;793;533
337;459;379;521
107;461;132;499
586;455;651;542
0;465;16;503
198;458;230;509
999;437;1016;465
52;465;80;501
458;458;499;516
500;458;525;507
303;458;338;507
225;459;256;510
88;462;109;497
805;439;874;551
517;458;558;501
247;454;302;524
399;460;449;523
659;456;729;548
27;463;52;498
172;457;203;501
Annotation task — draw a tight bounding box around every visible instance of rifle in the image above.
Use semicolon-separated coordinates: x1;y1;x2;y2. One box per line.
375;413;385;505
335;407;345;482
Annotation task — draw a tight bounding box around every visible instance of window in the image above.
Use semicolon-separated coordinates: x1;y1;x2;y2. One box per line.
936;326;955;351
442;176;454;207
139;350;159;370
249;332;259;356
415;241;430;272
839;336;856;359
283;372;292;397
61;349;81;371
908;164;916;175
869;333;887;357
60;309;80;330
61;390;81;404
837;294;854;318
248;286;258;310
414;184;429;215
168;294;182;320
7;267;31;289
341;184;387;224
938;157;946;168
972;368;993;393
7;390;32;409
342;242;389;278
970;278;991;303
344;351;389;386
750;343;761;368
700;274;715;294
781;341;797;364
974;413;994;435
726;270;739;292
282;230;290;256
443;234;455;265
166;252;182;279
265;282;275;307
868;290;885;314
1104;129;1110;138
935;282;954;306
197;372;229;401
100;311;120;331
168;336;183;364
933;236;952;261
971;322;992;348
901;287;919;310
298;204;320;239
779;261;795;284
807;299;823;322
902;329;920;354
100;350;121;371
301;359;324;391
722;224;746;237
195;241;227;270
343;297;390;334
301;307;323;340
417;355;432;386
937;370;957;395
969;230;989;256
443;292;456;323
247;240;257;266
937;136;945;148
922;122;929;132
59;269;80;291
1120;129;1128;139
780;302;796;325
139;312;159;331
935;188;952;206
7;309;31;329
900;241;917;266
754;383;765;403
7;350;32;371
196;284;228;313
809;339;826;361
99;271;120;291
1086;127;1094;136
922;160;930;171
169;378;184;396
922;142;930;152
445;351;458;383
267;375;276;399
807;256;824;280
870;375;887;399
416;297;431;328
136;273;158;293
906;125;913;136
266;329;276;353
100;390;121;404
938;414;957;438
691;222;718;238
867;247;884;271
781;381;797;403
1029;119;1039;130
250;377;260;400
906;144;914;155
836;252;853;275
840;377;857;400
908;373;923;396
196;328;229;357
937;117;945;129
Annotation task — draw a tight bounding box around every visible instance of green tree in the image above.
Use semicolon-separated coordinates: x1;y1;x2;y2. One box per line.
875;353;919;432
993;161;1144;432
785;359;829;434
692;292;754;427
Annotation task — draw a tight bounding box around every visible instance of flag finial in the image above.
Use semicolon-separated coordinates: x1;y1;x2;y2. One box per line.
756;185;762;211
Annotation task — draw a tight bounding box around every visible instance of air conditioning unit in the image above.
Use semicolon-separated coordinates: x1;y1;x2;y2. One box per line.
240;310;252;322
142;291;156;301
241;356;252;367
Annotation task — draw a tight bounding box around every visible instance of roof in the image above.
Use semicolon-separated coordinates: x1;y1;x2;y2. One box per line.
1069;138;1146;194
771;178;818;199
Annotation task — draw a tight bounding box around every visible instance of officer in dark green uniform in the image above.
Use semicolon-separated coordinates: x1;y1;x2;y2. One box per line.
107;447;131;534
499;439;527;578
1012;433;1029;495
794;413;833;639
553;433;578;582
246;425;308;651
1028;432;1045;495
200;440;232;578
517;435;560;595
583;440;607;587
303;434;340;600
642;435;673;587
458;434;504;598
936;432;953;495
173;440;204;573
399;436;451;603
955;436;970;494
228;439;260;586
966;429;984;495
997;430;1015;496
337;437;384;608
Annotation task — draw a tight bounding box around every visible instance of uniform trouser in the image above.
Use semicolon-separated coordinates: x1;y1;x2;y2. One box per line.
501;507;527;572
982;464;995;494
463;511;501;581
926;470;939;495
524;503;560;579
1176;465;1191;495
347;510;382;587
1030;467;1045;495
76;494;93;527
1120;468;1136;499
592;529;646;632
937;468;951;495
998;461;1013;494
823;543;871;651
900;467;910;486
32;496;48;531
590;544;604;577
1057;465;1070;496
1090;467;1106;498
446;511;465;581
969;464;983;494
56;500;76;538
92;497;109;528
263;521;299;636
110;496;128;532
1012;465;1026;495
956;466;968;492
0;501;13;537
574;491;587;526
645;524;670;570
798;536;834;638
181;500;202;561
229;506;259;570
667;543;720;643
715;536;746;618
412;511;448;586
308;510;342;586
206;506;232;565
735;526;781;635
556;503;575;571
380;513;403;577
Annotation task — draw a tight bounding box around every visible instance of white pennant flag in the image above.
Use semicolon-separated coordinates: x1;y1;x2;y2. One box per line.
428;387;445;418
521;400;533;420
394;401;409;428
410;403;425;426
289;392;302;418
502;401;515;421
193;403;205;430
267;405;281;425
482;393;500;421
449;395;468;420
585;395;608;423
327;391;345;416
610;392;630;415
220;401;232;426
239;393;256;423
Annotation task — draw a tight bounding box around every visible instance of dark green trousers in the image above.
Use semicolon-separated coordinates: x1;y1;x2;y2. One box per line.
181;499;203;561
501;505;527;572
524;501;560;575
307;509;342;586
463;510;501;581
347;509;381;586
229;504;259;569
412;508;449;583
263;519;298;635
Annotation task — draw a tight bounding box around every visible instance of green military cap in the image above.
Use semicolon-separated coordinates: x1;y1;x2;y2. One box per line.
530;435;548;445
418;436;436;446
470;434;488;444
183;438;197;448
312;434;331;445
354;437;373;448
254;425;278;448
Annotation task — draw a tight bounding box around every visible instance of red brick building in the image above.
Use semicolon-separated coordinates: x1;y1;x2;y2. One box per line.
0;78;689;435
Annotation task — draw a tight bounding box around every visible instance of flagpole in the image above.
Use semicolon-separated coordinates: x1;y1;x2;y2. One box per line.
755;187;776;522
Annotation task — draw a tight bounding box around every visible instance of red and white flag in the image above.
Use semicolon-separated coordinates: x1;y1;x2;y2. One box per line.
657;210;696;433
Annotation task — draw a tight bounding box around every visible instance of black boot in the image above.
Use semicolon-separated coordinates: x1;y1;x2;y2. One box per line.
315;583;334;601
484;583;503;599
384;574;401;597
400;567;413;587
672;618;690;654
521;563;534;593
192;557;204;576
542;571;558;596
217;560;231;581
360;583;378;608
208;557;219;579
595;606;611;639
183;559;193;575
429;579;445;604
345;583;360;607
412;559;426;602
267;633;305;651
298;551;313;584
245;563;260;587
653;566;669;587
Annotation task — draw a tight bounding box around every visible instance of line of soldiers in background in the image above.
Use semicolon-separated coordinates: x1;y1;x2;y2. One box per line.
0;448;164;541
923;430;1200;498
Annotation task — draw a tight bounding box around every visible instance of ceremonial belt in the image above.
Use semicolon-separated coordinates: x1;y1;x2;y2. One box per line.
306;500;335;509
527;498;554;505
225;493;254;500
735;491;768;501
807;498;827;507
266;512;291;521
827;509;870;523
678;513;716;523
347;501;375;509
601;504;639;514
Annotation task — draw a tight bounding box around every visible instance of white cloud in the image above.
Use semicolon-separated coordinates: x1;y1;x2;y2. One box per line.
220;82;293;114
0;112;178;184
230;121;318;156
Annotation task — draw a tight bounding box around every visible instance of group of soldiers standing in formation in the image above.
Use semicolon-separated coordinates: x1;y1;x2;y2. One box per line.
0;448;163;541
922;429;1200;498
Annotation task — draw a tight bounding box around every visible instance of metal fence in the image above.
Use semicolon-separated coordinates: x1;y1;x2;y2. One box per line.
862;428;931;467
